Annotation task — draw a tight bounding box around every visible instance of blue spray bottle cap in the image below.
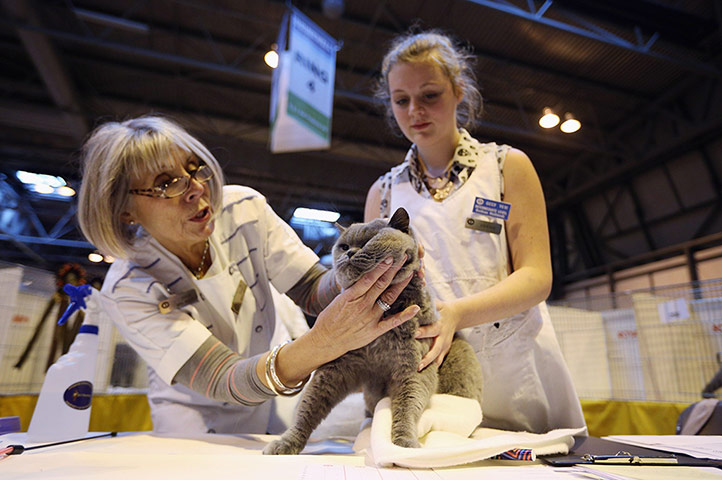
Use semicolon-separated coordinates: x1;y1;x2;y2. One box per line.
57;284;94;326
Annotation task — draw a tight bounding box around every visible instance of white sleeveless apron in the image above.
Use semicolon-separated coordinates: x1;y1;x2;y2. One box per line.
388;141;586;433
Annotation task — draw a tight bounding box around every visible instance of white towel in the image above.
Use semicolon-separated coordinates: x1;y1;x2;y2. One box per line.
353;394;586;468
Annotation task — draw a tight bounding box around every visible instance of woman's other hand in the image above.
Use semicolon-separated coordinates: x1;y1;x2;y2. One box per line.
415;300;460;371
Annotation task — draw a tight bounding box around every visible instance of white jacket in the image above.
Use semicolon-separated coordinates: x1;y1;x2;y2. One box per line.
102;185;318;434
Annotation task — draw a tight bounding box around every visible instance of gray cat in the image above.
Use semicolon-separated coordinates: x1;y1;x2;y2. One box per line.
263;207;483;455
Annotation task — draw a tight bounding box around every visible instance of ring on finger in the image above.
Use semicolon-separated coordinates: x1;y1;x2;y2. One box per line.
376;298;391;312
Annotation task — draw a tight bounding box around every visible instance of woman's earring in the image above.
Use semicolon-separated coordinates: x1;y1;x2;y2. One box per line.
129;220;136;225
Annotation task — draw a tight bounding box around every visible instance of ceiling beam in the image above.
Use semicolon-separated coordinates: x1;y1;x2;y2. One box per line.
464;0;722;79
0;95;405;171
0;96;377;212
8;18;604;153
0;232;93;248
2;0;88;140
85;96;407;169
288;0;650;102
547;71;722;212
560;231;722;284
0;99;83;137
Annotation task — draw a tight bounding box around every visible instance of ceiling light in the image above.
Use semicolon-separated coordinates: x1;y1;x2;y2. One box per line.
88;252;103;263
292;207;340;223
33;184;54;194
16;170;66;188
264;46;279;69
16;170;75;200
57;186;76;197
560;113;581;133
538;108;560;129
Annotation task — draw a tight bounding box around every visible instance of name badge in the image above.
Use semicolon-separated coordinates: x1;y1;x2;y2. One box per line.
465;217;502;235
231;279;247;316
473;197;511;220
158;289;199;314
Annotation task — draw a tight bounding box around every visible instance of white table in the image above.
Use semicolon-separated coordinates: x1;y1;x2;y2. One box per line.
2;432;721;480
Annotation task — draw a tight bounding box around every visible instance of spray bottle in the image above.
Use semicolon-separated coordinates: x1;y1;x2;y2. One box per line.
27;284;104;443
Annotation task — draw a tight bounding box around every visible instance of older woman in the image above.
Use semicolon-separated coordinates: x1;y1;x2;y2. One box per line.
77;115;419;434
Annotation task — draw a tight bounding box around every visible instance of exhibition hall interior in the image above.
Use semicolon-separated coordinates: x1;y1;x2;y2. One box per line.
1;0;722;477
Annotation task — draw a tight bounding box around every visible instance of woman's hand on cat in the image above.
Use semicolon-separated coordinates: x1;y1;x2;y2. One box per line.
310;256;419;359
415;301;460;371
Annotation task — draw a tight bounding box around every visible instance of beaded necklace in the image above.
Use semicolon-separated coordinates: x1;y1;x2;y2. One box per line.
195;240;209;279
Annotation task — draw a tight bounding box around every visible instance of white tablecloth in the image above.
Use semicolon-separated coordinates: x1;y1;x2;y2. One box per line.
2;432;722;480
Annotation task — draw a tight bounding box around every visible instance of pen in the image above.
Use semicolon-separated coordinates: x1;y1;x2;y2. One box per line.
1;432;118;456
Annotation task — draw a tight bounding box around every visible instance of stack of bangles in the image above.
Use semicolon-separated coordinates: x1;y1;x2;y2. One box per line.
264;340;311;396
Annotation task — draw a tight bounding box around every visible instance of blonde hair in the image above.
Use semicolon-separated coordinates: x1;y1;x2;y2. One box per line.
77;115;225;259
375;31;482;130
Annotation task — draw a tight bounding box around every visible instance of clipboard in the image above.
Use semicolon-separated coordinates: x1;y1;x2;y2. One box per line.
540;436;722;469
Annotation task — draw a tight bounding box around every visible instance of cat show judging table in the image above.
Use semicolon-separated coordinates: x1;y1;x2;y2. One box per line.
2;431;722;480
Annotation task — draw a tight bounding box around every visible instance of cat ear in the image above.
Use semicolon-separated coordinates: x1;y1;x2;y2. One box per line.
387;208;410;233
334;222;347;233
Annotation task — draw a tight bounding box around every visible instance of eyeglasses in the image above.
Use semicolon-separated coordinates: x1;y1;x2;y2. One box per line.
128;164;213;199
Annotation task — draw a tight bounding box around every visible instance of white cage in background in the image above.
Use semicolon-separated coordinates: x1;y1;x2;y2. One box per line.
0;262;149;395
693;297;722;361
600;308;645;400
548;305;612;399
549;279;722;402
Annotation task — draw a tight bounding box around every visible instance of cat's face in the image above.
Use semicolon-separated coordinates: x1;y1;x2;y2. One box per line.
332;208;419;289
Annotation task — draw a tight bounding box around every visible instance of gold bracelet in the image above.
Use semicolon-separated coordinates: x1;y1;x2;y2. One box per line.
265;340;310;397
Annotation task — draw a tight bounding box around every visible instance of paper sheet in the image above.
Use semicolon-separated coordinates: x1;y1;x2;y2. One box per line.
603;435;722;460
298;464;443;479
573;465;722;480
297;464;644;480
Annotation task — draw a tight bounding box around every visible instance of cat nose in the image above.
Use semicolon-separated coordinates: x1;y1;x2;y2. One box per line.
346;248;358;258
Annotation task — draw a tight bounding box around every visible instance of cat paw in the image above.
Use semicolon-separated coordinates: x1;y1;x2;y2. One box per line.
392;436;421;449
262;439;302;455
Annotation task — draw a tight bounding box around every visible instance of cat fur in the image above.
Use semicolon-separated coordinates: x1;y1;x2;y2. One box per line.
263;208;483;454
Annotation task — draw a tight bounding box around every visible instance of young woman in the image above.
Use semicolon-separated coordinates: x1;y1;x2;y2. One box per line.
365;31;586;433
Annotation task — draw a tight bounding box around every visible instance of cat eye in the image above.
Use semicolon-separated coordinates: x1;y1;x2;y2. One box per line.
339;244;349;251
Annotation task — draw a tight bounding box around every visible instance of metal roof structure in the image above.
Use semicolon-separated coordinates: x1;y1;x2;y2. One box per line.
1;0;721;296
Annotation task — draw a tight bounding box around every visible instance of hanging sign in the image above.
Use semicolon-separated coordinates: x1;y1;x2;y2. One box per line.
270;8;340;153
